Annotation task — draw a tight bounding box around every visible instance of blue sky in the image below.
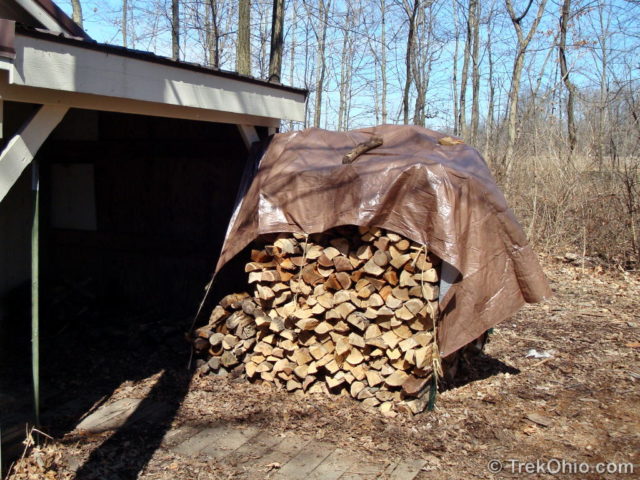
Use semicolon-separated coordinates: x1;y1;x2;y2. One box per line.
55;0;639;132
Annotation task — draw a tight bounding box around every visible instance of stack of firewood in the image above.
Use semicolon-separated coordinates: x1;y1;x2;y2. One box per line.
192;226;441;416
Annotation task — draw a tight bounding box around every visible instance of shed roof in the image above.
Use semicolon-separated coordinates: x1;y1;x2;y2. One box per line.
0;1;307;204
0;0;307;127
15;23;307;97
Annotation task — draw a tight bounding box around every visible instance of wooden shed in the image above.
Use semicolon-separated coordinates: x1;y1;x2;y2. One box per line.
0;0;306;468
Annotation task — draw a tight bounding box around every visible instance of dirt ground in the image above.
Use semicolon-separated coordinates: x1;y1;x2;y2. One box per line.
6;255;640;479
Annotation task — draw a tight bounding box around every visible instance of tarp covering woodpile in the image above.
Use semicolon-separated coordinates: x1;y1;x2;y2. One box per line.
214;125;551;357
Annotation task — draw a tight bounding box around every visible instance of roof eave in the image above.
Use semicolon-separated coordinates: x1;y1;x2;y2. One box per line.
1;28;307;127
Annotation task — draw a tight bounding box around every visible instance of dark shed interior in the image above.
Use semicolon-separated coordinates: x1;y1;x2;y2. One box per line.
0;105;258;469
42;109;250;317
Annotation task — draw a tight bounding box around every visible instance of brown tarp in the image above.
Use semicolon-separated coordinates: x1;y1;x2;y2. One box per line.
214;125;551;357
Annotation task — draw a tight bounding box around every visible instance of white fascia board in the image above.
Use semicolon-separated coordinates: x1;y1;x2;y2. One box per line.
0;82;282;128
9;34;306;124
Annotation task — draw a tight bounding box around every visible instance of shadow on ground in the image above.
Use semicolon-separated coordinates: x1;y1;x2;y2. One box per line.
73;368;193;480
51;309;194;480
442;352;521;392
1;304;194;479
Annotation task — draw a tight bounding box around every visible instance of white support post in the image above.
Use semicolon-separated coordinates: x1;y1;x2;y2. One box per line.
0;99;3;139
0;104;68;203
237;125;260;151
14;0;66;34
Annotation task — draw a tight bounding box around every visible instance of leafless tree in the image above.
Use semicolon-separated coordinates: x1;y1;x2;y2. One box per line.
269;0;285;82
483;19;496;162
71;0;83;27
458;0;472;139
503;0;549;179
206;0;221;67
171;0;179;60
122;0;128;47
288;0;298;86
380;0;389;124
400;0;421;124
237;0;251;75
256;1;272;78
558;0;577;159
593;0;611;167
451;0;460;135
412;1;442;126
469;0;481;145
304;0;332;128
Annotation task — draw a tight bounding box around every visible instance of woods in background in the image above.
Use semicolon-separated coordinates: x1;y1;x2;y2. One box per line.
61;0;640;266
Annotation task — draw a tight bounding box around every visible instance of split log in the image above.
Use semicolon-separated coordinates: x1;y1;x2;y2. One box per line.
193;225;442;415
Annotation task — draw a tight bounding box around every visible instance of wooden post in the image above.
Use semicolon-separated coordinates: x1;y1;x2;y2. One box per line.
237;125;259;151
31;160;40;425
0;103;67;426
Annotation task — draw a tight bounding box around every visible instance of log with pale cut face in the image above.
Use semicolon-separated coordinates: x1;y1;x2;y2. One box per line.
191;225;442;417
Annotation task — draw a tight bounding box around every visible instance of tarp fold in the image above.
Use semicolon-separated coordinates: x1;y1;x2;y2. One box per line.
214;125;551;356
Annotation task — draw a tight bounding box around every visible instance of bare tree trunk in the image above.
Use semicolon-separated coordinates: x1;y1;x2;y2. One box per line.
258;4;269;77
403;0;420;125
458;0;474;140
504;52;525;176
340;5;359;130
381;0;388;124
289;0;298;85
595;2;610;168
269;0;285;82
413;3;433;126
625;83;640;145
412;9;424;125
171;0;180;60
503;0;549;180
338;6;352;131
521;37;556;155
71;0;83;28
288;0;298;129
413;55;434;126
122;0;127;47
207;0;221;68
237;0;251;75
470;0;481;146
313;0;331;128
302;11;312;128
451;0;460;135
483;27;496;163
558;0;577;159
373;62;381;124
344;52;355;130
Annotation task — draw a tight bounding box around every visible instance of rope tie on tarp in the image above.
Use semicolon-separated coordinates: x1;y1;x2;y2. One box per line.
293;233;310;306
414;244;442;411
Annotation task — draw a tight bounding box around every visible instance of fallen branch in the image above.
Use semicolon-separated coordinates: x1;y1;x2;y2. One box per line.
342;137;383;164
